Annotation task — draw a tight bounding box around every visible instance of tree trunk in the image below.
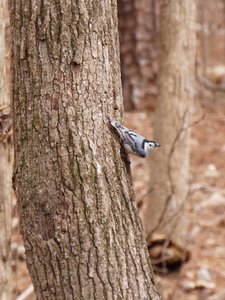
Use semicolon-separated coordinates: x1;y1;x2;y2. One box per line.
143;0;196;254
118;0;158;110
10;0;161;299
0;1;13;299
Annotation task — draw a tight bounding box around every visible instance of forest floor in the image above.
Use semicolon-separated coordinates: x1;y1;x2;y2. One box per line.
12;95;225;300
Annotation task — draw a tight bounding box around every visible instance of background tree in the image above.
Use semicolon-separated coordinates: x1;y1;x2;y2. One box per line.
118;0;158;110
0;1;13;299
143;0;197;265
10;0;161;299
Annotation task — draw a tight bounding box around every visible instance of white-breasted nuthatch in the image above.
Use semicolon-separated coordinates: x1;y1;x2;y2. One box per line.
110;119;160;158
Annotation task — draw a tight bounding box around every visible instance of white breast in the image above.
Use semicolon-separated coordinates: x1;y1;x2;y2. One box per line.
124;143;135;155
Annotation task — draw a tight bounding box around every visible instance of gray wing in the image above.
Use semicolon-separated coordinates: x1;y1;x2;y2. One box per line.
110;119;146;157
110;120;136;150
127;132;146;157
123;131;138;153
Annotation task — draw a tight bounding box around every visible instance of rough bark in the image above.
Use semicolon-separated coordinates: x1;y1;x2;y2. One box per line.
143;0;196;246
118;0;158;110
10;0;161;299
0;1;13;299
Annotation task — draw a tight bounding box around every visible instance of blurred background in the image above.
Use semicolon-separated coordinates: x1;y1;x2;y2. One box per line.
1;0;225;299
119;1;225;299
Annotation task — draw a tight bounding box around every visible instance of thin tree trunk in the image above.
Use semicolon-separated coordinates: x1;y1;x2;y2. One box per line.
10;0;161;299
143;0;196;251
118;0;158;110
0;1;13;299
200;0;207;76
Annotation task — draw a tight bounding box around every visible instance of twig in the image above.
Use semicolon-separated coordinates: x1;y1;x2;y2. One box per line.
146;110;204;239
147;108;189;237
16;284;34;300
197;73;225;91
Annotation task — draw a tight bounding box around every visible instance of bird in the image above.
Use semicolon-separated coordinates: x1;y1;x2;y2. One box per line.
110;119;160;158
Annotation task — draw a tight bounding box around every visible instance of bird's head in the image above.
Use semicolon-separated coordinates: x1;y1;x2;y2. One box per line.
145;141;161;152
